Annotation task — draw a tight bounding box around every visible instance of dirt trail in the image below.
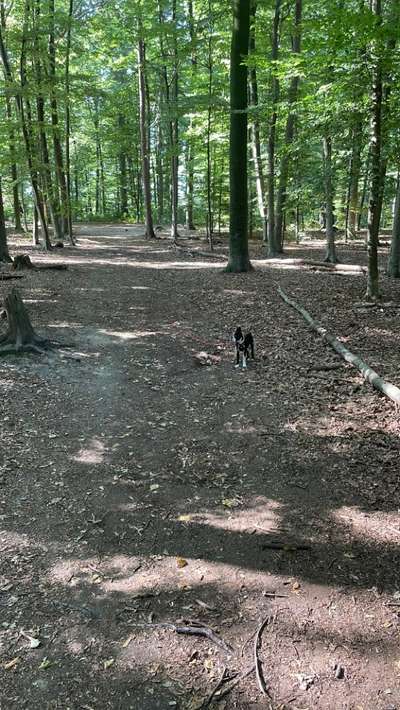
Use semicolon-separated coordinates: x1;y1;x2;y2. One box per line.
0;225;400;709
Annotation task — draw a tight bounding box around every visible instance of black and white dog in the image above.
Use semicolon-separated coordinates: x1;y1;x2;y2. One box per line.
234;327;255;368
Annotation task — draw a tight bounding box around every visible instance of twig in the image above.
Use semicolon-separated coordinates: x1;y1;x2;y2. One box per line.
126;620;233;654
261;542;310;551
216;664;256;702
202;666;229;708
254;616;272;698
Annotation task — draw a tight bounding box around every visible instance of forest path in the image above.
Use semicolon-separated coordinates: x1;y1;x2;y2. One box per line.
0;225;400;709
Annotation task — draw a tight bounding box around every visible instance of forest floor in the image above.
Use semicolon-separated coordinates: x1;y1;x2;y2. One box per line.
1;224;400;710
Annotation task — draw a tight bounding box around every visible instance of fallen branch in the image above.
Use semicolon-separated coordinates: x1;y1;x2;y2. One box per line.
201;666;229;708
173;244;226;260
261;541;310;551
254;616;272;699
212;665;256;703
126;620;233;655
0;273;24;280
278;287;400;405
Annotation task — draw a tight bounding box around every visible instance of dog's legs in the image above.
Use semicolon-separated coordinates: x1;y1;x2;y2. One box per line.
235;347;240;366
242;352;247;369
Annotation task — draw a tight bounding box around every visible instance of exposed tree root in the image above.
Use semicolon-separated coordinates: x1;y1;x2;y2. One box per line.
278;287;400;405
0;288;50;355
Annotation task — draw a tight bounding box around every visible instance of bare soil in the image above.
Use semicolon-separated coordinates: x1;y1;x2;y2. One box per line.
0;225;400;710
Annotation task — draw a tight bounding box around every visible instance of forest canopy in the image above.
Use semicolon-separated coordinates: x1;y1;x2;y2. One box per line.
0;0;399;288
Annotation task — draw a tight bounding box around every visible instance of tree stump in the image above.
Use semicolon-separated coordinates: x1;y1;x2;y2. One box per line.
12;254;34;271
0;288;49;354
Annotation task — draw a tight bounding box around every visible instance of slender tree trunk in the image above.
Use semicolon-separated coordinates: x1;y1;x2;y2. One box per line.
275;0;302;253
347;118;363;238
64;0;74;241
138;30;155;239
267;0;281;257
32;204;39;245
226;0;252;272
388;171;400;277
249;0;267;243
206;7;214;250
186;0;196;231
49;0;70;240
170;0;179;240
358;152;370;231
5;97;22;231
118;115;128;217
323;136;338;264
0;177;11;262
366;0;383;299
0;1;51;249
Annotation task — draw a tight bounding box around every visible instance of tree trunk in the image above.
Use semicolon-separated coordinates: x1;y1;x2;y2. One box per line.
206;2;214;250
388;171;400;277
138;31;155;239
118;115;128;218
249;0;267;243
170;0;179;241
267;0;281;257
323;136;338;264
186;0;196;231
347;118;363;238
32;205;39;245
226;0;252;272
64;0;74;242
5;96;22;232
0;288;49;354
366;0;383;299
0;177;11;262
0;3;51;249
274;0;302;253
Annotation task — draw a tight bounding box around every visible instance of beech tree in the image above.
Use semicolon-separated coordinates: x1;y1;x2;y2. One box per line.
226;0;252;273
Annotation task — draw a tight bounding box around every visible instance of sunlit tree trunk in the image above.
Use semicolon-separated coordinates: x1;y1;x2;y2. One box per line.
388;171;400;277
323;136;338;264
249;0;267;243
275;0;302;253
138;24;155;239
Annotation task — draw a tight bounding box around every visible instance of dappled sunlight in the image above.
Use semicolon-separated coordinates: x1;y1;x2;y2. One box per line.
180;498;283;535
0;529;31;550
98;328;160;342
72;437;106;464
332;505;400;545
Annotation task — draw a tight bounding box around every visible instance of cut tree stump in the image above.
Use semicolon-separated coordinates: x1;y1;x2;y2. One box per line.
12;254;68;271
278;287;400;405
0;287;50;355
12;254;34;270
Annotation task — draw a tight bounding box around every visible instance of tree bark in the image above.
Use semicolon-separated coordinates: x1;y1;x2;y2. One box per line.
0;288;49;354
138;29;155;239
366;0;383;299
266;0;281;257
226;0;252;272
388;171;400;277
347;118;363;238
249;0;267;243
0;177;11;262
274;0;302;253
323;135;338;263
64;0;74;241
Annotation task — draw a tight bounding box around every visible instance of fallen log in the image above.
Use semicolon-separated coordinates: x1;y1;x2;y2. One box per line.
278;287;400;405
